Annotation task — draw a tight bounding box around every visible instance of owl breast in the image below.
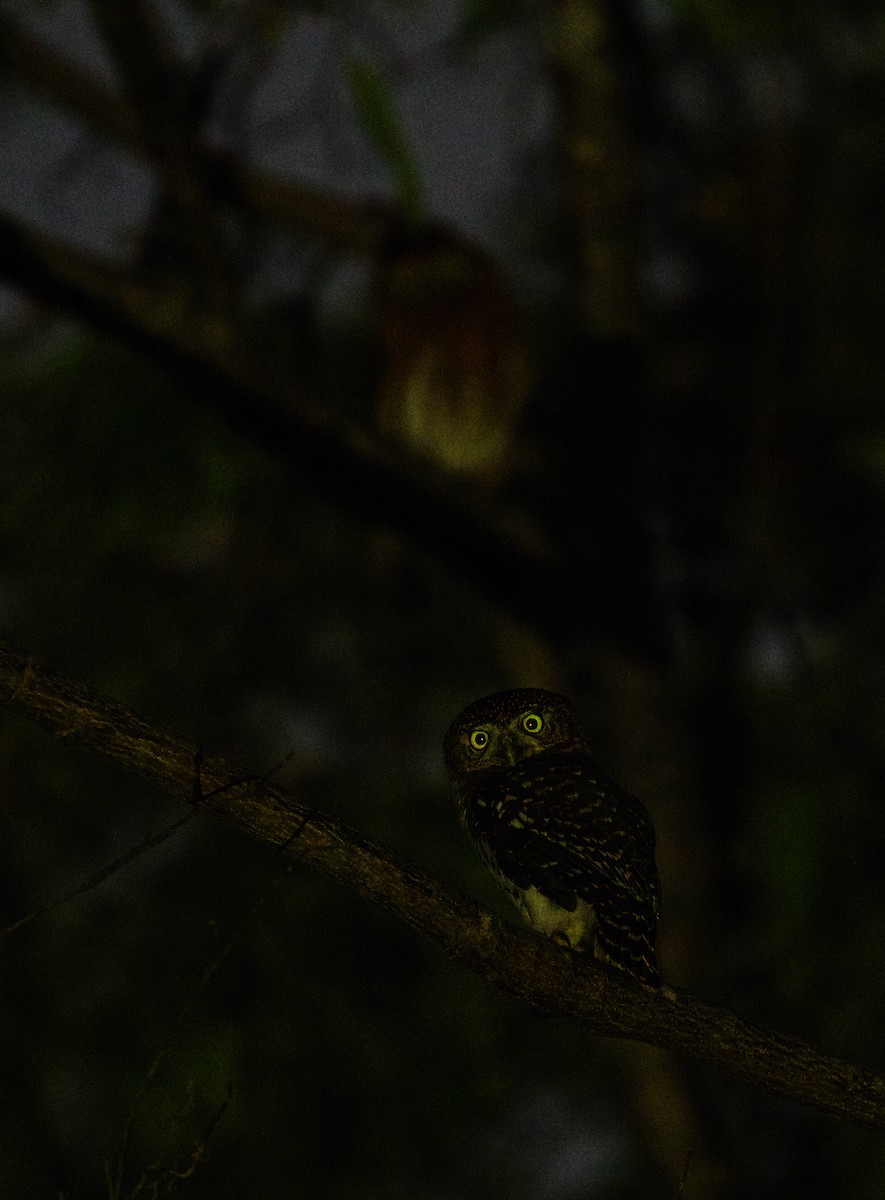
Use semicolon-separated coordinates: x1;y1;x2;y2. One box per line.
455;752;661;984
466;768;599;949
486;859;598;950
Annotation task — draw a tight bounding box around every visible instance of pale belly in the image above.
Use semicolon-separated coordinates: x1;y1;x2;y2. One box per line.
473;836;598;951
498;874;597;950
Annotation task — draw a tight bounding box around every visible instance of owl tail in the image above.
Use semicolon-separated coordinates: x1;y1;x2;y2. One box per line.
594;902;661;988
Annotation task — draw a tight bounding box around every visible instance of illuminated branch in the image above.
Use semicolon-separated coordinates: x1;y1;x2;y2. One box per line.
1;640;884;1132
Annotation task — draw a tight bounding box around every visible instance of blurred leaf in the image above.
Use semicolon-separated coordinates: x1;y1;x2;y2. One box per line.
347;57;423;224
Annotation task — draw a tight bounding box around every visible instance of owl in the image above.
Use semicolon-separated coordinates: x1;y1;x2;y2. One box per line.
444;688;661;986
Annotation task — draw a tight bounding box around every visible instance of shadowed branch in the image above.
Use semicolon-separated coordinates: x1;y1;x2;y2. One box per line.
1;640;884;1132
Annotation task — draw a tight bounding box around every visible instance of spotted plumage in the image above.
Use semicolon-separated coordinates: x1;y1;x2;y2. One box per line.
444;688;661;986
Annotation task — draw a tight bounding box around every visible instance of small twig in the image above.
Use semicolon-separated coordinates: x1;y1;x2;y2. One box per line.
2;640;885;1132
0;810;197;942
676;1148;692;1195
110;859;289;1196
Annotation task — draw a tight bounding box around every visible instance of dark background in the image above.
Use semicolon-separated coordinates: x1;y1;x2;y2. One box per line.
2;1;885;1196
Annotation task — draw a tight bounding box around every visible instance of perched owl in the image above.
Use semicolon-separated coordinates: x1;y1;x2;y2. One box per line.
444;688;661;986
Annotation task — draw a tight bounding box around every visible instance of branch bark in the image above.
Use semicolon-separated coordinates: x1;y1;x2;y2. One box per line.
1;639;884;1131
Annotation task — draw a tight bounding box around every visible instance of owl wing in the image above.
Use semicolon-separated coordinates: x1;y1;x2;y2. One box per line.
466;754;660;906
466;754;661;980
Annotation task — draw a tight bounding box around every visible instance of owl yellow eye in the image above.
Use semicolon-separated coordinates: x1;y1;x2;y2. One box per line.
469;729;489;751
522;712;544;734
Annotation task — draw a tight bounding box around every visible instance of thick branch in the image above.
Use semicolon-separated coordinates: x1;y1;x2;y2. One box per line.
1;640;884;1131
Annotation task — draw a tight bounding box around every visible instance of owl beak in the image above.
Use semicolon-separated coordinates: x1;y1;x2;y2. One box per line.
498;733;519;767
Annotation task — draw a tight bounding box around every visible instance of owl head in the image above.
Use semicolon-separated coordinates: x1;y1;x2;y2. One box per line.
443;688;591;779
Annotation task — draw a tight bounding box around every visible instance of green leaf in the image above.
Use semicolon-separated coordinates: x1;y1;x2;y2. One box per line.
348;56;424;224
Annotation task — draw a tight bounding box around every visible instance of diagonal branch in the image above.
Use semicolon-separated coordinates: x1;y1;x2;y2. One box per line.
1;639;884;1131
0;17;146;151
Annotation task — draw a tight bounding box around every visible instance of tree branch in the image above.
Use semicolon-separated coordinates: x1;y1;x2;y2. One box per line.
1;639;884;1131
